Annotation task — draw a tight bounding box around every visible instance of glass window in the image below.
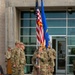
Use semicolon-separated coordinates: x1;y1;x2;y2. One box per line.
20;37;36;45
21;20;36;27
21;28;29;35
68;47;75;55
31;13;36;18
24;65;33;74
67;56;75;64
31;20;36;27
67;37;75;45
21;28;36;35
21;20;30;27
68;28;75;35
48;28;66;35
45;11;66;18
67;66;73;74
21;11;36;18
47;20;66;27
26;56;33;64
68;19;75;27
68;11;75;18
25;46;36;54
21;12;30;18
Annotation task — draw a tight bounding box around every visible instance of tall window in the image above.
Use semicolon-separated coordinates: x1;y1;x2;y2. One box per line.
67;11;75;74
20;11;36;74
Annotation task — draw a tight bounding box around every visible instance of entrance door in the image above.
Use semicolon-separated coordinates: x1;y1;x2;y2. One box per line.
56;37;66;73
52;37;66;74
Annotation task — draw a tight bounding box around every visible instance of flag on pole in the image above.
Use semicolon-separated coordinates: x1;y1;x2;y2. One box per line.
36;0;44;46
41;0;50;48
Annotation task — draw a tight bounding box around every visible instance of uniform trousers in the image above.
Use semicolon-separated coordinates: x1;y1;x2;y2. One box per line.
19;65;25;75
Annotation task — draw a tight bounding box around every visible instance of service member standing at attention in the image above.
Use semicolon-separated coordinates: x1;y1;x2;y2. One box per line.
19;42;26;75
47;42;56;75
5;47;12;75
32;47;39;75
32;47;38;75
11;41;21;75
32;44;48;75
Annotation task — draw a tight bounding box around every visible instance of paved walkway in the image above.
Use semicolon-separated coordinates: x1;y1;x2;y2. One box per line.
24;73;73;75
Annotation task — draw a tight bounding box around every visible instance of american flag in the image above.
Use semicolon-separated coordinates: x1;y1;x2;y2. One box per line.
36;1;44;46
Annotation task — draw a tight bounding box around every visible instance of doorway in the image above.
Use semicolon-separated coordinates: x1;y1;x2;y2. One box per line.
52;36;66;74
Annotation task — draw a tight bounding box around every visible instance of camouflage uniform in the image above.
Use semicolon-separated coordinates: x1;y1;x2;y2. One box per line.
32;48;48;75
11;47;21;75
6;50;11;59
47;48;56;75
19;48;26;75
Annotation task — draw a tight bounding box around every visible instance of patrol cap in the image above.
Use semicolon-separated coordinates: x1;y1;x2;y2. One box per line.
15;40;20;44
20;42;25;46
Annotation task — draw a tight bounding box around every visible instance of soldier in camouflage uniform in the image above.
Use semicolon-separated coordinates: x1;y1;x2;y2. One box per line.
32;45;48;75
5;47;12;75
47;42;56;75
11;41;21;75
19;42;26;75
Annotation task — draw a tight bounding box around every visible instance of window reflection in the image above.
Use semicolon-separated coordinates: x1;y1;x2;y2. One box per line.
68;11;75;18
20;37;36;45
68;19;75;27
21;12;30;18
21;28;36;35
67;66;73;73
47;20;66;27
68;56;75;64
67;37;75;45
21;20;30;27
68;28;75;35
68;47;75;55
26;56;33;64
25;46;36;54
45;11;66;18
21;20;36;27
24;65;33;74
48;28;66;35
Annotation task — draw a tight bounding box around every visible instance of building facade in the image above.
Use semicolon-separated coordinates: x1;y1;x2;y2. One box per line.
0;0;75;75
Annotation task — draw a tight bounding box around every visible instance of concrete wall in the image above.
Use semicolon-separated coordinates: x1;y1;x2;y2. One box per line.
0;0;5;73
6;0;75;7
5;7;20;48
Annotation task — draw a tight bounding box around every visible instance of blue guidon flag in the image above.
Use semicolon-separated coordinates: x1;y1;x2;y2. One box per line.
41;0;50;48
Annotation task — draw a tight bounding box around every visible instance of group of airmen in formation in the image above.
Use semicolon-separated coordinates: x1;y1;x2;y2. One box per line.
5;41;56;75
32;42;56;75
